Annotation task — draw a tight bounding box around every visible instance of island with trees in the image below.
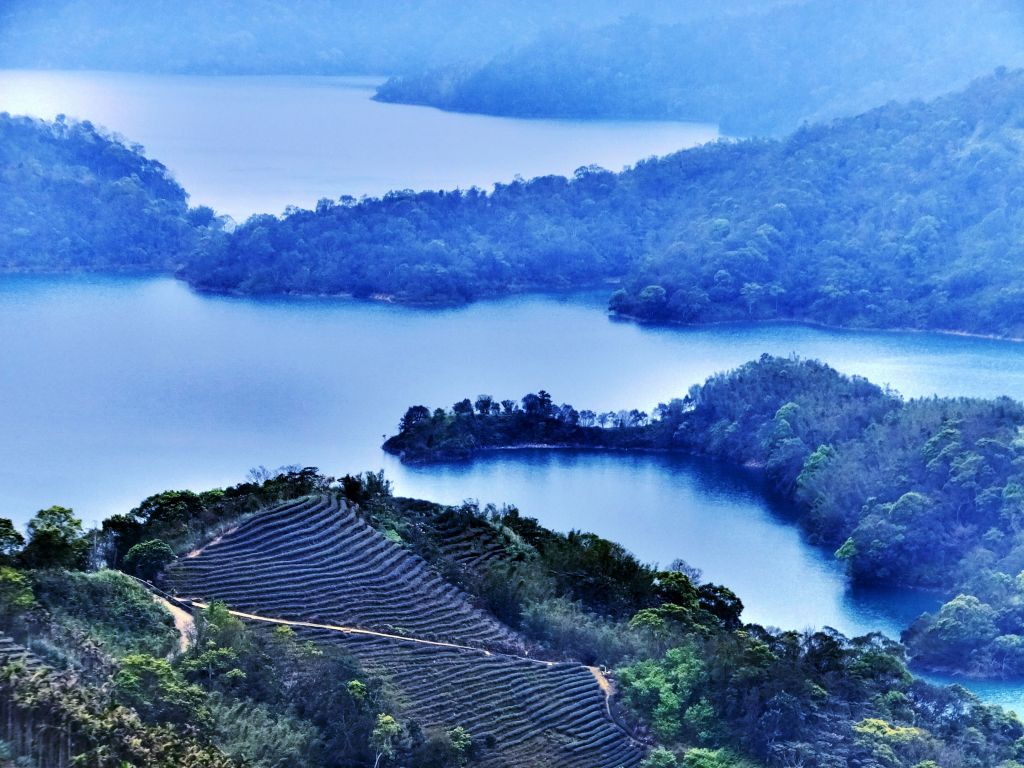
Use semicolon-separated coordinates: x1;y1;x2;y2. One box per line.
385;355;1024;679
3;466;1024;767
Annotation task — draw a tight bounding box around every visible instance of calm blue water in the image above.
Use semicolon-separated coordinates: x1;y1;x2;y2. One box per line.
1;68;1022;707
2;274;1023;707
0;70;717;221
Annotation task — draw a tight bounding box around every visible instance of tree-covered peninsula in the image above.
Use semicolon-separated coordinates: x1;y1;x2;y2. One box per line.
385;355;1024;679
3;467;1024;767
10;70;1024;338
182;69;1024;338
0;113;221;274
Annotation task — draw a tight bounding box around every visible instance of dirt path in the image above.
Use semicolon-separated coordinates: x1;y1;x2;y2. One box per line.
186;526;237;559
154;595;195;653
184;600;511;657
148;587;640;744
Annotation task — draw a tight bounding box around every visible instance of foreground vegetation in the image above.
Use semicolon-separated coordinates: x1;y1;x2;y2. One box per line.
3;467;1024;766
386;355;1024;678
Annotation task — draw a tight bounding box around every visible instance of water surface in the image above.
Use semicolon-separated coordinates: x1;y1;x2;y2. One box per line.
0;70;718;220
4;275;1024;706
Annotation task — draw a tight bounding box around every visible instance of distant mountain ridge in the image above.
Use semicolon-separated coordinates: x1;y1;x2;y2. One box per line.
375;0;1024;135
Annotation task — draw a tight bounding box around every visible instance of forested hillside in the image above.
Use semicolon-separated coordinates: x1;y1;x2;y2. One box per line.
3;468;1023;767
377;0;1024;135
182;70;1024;338
0;114;216;273
10;71;1024;338
0;0;756;75
385;356;1024;678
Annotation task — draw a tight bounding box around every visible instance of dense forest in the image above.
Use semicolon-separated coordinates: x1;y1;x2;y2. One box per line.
0;113;218;273
377;0;1024;135
385;355;1024;679
11;71;1024;338
3;468;1024;767
181;70;1024;337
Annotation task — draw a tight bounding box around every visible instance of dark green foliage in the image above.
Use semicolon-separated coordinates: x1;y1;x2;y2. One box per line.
209;696;322;768
18;506;88;571
181;69;1024;337
377;0;1024;135
0;568;34;622
180;603;391;767
0;520;24;564
0;651;238;767
114;653;211;728
29;569;179;660
618;630;1024;768
0;114;213;274
384;390;669;462
123;540;176;580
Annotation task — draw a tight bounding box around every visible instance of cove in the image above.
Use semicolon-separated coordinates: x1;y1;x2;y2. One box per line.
0;70;717;221
8;275;1024;714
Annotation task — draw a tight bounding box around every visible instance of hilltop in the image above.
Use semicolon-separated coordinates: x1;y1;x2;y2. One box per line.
2;468;1023;767
0;113;220;274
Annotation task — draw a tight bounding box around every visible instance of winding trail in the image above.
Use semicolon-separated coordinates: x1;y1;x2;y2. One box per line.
184;599;508;659
154;595;195;653
174;595;645;746
141;576;624;714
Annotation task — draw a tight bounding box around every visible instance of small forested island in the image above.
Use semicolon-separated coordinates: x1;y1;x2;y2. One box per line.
10;69;1024;337
376;0;1024;135
3;466;1024;767
385;355;1024;679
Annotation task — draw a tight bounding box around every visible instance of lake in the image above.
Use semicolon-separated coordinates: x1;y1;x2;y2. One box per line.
4;275;1024;708
2;69;1023;710
0;70;718;220
5;274;1024;618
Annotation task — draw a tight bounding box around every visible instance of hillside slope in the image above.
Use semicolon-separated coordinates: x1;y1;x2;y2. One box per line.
183;69;1024;337
376;0;1024;135
0;113;213;273
166;494;644;768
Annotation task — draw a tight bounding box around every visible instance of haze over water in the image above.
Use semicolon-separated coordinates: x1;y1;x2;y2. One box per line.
0;70;718;220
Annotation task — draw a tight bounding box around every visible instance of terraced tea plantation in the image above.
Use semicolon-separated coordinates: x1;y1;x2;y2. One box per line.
0;635;44;672
168;495;519;650
298;627;643;768
167;494;645;768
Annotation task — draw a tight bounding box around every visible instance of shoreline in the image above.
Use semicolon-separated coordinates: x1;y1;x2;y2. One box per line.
609;309;1024;345
3;267;1022;343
